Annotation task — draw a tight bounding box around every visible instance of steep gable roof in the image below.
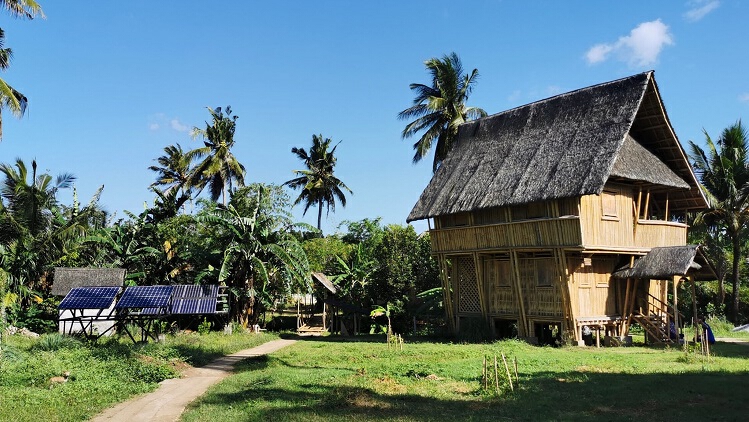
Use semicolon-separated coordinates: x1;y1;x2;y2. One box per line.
408;71;706;222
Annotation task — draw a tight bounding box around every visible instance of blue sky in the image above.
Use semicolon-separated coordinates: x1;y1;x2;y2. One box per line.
0;1;746;234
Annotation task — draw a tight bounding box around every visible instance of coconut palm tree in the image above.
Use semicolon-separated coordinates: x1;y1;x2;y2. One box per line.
149;143;194;195
0;0;43;140
689;121;749;323
0;0;43;19
398;52;487;172
284;134;352;231
187;106;245;205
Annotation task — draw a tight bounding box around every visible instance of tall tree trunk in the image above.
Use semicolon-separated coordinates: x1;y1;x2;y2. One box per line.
732;235;741;323
317;201;323;232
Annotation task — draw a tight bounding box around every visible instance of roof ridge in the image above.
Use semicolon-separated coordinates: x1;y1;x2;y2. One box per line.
479;71;653;121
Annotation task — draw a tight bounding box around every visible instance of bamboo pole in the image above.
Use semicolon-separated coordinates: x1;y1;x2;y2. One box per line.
673;276;679;339
664;192;670;221
510;251;529;337
502;353;514;392
474;252;488;319
634;188;643;237
690;276;698;343
493;355;500;394
483;356;487;390
643;189;651;221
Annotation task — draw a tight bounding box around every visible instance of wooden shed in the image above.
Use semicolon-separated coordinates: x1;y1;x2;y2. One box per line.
407;71;709;345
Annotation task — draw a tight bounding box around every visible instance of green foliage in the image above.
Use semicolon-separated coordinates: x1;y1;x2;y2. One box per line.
688;120;749;323
303;236;351;273
32;332;83;351
399;52;487;172
187;106;246;204
284;134;352;231
198;318;212;335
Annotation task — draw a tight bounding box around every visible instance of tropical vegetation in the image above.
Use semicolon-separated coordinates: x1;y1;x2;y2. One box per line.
688;120;749;323
399;52;487;172
285;134;352;231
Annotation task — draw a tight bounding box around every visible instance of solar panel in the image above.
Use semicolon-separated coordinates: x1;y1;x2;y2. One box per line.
59;286;120;310
115;285;174;309
170;285;219;315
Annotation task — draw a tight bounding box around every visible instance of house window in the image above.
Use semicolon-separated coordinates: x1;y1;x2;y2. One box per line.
602;190;618;219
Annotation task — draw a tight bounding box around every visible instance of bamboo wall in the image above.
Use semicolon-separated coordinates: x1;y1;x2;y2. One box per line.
431;218;582;253
567;256;618;318
579;185;634;248
634;222;687;247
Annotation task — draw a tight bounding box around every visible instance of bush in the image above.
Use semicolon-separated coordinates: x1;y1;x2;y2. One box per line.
32;333;83;351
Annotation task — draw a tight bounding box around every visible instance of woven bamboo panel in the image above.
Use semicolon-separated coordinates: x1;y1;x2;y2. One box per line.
457;256;481;314
484;256;515;314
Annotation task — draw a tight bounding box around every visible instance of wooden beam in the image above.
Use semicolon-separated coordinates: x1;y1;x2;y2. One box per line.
643;189;651;220
510;251;529;337
554;249;575;342
474;252;488;319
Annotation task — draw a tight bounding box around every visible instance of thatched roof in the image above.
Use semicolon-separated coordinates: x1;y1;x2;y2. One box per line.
612;245;717;280
610;134;689;189
312;272;337;294
51;267;126;296
408;71;706;222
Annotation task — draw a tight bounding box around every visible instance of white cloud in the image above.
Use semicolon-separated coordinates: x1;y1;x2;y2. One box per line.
149;123;160;131
739;93;749;103
684;0;719;22
585;19;674;68
170;119;189;132
586;44;614;64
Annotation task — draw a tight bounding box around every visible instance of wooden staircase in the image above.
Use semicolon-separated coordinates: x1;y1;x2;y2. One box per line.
631;313;673;344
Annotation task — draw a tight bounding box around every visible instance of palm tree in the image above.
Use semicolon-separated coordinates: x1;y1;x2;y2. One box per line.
689;121;749;323
0;0;43;19
0;28;27;141
0;0;43;140
284;134;352;231
398;52;487;172
187;106;246;205
149;143;193;195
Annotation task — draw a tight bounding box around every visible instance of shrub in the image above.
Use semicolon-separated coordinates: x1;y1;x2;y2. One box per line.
32;333;83;352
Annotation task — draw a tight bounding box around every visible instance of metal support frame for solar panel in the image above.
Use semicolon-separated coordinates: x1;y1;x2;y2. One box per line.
115;285;174;343
57;286;121;340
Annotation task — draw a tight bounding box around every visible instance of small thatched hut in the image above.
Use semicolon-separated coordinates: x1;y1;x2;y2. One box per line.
408;71;710;345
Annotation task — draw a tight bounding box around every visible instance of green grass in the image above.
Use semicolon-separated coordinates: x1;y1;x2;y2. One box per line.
181;336;749;422
0;330;277;422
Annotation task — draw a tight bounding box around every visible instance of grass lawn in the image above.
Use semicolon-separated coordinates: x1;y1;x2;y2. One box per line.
182;336;749;422
0;330;277;422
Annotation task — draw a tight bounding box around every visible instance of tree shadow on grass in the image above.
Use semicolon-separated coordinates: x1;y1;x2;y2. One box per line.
189;358;749;422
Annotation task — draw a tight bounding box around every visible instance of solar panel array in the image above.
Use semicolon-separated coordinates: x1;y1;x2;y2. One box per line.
58;286;120;310
115;285;175;309
60;284;222;315
170;285;219;315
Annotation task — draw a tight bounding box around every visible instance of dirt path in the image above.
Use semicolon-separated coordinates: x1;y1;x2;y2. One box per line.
89;338;296;422
716;337;749;346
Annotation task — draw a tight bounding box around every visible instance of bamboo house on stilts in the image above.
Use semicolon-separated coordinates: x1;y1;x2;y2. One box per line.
407;71;714;346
